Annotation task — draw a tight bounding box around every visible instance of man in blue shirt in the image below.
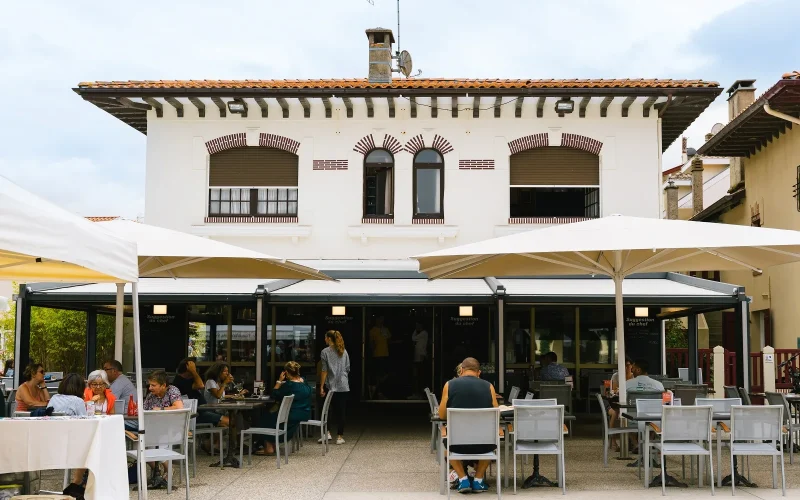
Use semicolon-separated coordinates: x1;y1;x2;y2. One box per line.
540;352;570;381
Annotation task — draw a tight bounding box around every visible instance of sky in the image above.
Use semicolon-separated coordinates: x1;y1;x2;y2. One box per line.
1;0;798;219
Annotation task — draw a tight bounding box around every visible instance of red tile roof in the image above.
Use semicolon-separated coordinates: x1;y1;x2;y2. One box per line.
85;216;120;222
77;78;719;90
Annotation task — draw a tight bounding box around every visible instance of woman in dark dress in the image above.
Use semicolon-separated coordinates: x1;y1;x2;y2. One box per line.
255;361;312;455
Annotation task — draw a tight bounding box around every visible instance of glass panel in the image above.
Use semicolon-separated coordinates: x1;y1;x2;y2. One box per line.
415;167;441;214
258;189;268;201
268;188;277;201
188;305;225;363
210;189;220;201
210;201;220;214
231;201;241;214
288;201;297;214
257;202;267;214
278;201;287;214
231;305;257;364
241;189;250;201
278;189;288;201
415;149;443;164
231;189;240;201
288;189;298;201
220;190;230;201
365;149;393;164
534;306;575;367
506;306;532;365
240;202;250;214
579;306;615;365
220;202;230;214
267;201;277;214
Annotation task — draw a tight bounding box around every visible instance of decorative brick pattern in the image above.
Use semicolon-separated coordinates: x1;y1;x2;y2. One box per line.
204;216;298;223
353;134;376;155
507;133;549;154
361;217;394;224
313;160;348;170
561;133;603;155
205;133;246;154
403;134;425;154
432;134;454;154
412;218;445;225
382;134;403;155
459;160;495;170
509;216;593;224
259;133;300;154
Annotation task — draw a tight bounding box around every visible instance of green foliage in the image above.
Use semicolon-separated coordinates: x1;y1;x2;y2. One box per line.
0;297;15;361
96;314;116;369
665;318;688;348
30;307;87;374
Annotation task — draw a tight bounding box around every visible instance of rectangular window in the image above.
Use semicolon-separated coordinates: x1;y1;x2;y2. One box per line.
510;187;599;218
209;188;298;217
415;168;442;215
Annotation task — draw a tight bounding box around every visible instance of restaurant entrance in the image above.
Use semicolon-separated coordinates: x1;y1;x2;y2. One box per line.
268;304;494;404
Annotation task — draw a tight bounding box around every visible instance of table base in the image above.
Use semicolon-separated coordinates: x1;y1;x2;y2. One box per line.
522;473;558;488
649;474;688;488
721;472;756;488
210;456;240;469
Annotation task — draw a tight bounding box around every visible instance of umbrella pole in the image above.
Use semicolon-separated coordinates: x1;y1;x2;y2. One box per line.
132;282;148;500
115;283;124;361
614;251;627;404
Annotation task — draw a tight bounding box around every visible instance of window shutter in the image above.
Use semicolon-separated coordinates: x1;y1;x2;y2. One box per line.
510;147;599;186
209;147;298;187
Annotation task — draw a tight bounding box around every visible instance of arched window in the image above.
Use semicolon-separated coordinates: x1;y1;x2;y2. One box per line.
364;149;394;219
413;149;444;218
208;146;298;217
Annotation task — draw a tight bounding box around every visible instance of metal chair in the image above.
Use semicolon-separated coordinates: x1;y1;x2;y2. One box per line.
524;392;534;400
125;409;191;499
765;392;800;464
539;384;572;433
737;387;752;406
507;386;520;403
300;390;334;456
697;397;741;487
637;399;668;482
724;386;740;399
729;405;786;496
586;371;611;412
512;404;566;495
192;403;226;465
647;405;715;496
240;394;294;469
673;384;708;406
445;407;502;499
595;393;638;467
424;388;440;456
181;398;209;478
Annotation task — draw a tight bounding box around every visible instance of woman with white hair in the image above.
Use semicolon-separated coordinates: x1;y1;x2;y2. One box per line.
83;369;117;414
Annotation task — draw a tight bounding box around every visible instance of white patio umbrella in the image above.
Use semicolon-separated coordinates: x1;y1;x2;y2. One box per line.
0;175;137;499
414;214;800;403
94;218;331;500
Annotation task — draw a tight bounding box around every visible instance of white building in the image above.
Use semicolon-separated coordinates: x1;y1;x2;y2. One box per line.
26;28;737;400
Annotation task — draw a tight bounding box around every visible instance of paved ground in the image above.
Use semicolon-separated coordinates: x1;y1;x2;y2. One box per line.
37;406;800;499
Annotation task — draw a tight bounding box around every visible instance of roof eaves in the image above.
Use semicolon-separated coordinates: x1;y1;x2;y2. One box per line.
690;187;746;222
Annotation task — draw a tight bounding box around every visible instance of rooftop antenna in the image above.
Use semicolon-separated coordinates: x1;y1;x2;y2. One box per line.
392;0;421;77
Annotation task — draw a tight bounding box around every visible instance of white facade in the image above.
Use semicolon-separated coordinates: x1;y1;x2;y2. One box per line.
143;96;663;260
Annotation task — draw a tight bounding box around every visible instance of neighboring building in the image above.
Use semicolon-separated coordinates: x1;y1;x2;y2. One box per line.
661;138;730;221
17;28;732;399
695;73;800;352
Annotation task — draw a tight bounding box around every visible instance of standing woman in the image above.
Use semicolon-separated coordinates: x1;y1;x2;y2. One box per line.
319;330;350;445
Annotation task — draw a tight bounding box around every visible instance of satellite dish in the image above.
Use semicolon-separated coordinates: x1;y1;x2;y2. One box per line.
397;50;413;78
710;122;724;135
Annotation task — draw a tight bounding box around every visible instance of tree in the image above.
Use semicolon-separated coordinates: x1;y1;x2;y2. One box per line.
665;318;688;348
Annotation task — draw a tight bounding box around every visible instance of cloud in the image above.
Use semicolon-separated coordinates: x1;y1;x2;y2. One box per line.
0;0;783;216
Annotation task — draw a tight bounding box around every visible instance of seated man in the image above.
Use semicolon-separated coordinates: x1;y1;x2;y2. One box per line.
606;357;633;451
438;357;498;494
172;358;229;428
540;352;570;381
626;359;665;393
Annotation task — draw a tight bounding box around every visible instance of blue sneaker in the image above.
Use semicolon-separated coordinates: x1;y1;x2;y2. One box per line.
472;479;489;493
457;478;472;493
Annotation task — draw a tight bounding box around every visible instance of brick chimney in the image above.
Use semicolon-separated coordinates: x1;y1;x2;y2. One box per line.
665;179;679;220
727;80;756;191
366;28;395;84
681;137;688;163
691;156;704;216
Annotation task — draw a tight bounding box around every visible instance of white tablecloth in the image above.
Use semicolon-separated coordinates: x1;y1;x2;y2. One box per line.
0;415;128;500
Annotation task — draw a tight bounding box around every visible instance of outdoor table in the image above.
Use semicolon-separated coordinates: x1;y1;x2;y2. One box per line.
198;399;266;468
622;411;731;489
0;415;128;500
